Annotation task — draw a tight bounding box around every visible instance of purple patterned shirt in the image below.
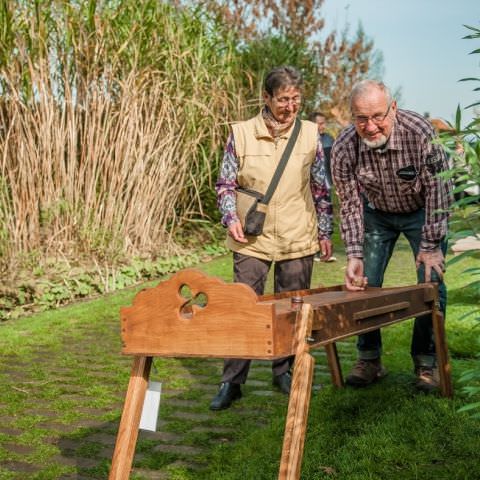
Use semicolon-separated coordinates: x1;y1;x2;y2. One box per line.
216;132;333;240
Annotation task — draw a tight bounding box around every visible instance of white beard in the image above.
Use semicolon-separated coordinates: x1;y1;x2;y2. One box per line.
362;135;388;149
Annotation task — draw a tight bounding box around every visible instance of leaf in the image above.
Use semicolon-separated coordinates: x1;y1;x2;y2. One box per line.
465;101;480;109
463;386;480;395
446;250;475;266
454;195;480;207
457;309;480;321
462;24;480;34
449;229;476;239
457;402;480;413
459;370;480;382
466;279;480;290
455;105;462;130
462;267;480;274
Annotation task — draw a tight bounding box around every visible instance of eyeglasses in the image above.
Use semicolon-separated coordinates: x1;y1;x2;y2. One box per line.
353;103;392;126
272;95;302;107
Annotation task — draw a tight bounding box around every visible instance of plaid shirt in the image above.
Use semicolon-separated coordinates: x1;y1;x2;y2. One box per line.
216;132;333;240
332;109;453;258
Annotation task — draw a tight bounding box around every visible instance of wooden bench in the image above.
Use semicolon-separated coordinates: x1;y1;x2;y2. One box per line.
109;268;452;479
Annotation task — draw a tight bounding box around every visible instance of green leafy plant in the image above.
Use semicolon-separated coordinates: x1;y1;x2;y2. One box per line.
439;23;480;417
0;242;227;321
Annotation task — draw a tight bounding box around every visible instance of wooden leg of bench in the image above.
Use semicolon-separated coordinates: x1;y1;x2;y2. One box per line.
109;356;153;480
279;303;314;480
432;305;453;398
324;342;344;388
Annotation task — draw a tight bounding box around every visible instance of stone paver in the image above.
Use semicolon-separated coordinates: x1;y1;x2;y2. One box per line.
59;475;98;480
0;460;40;473
98;446;115;459
152;444;205;455
190;425;234;434
0;426;22;436
51;454;99;469
2;443;37;455
245;379;269;387
131;468;170;480
169;411;211;422
251;390;275;397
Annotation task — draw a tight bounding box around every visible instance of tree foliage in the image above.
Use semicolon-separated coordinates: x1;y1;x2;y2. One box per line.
183;0;382;125
193;0;326;40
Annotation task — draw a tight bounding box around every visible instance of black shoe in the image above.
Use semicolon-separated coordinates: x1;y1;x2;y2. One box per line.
273;371;292;394
209;382;242;411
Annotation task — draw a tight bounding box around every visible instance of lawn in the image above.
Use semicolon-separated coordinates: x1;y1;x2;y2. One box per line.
0;234;479;479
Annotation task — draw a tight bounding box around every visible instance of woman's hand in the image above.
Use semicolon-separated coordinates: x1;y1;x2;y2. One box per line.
228;221;248;243
318;239;333;261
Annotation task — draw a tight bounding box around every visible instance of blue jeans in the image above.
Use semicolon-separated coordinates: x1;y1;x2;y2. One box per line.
358;204;447;368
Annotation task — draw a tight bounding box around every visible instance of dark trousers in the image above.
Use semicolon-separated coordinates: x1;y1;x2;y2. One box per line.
221;252;314;384
357;205;447;368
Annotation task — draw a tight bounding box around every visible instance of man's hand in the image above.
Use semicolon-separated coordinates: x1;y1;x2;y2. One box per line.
416;249;445;282
228;221;248;244
345;258;368;291
318;239;333;261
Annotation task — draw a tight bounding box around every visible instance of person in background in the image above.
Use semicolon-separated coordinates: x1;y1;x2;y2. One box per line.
310;111;335;262
310;111;335;186
331;79;453;392
210;66;333;411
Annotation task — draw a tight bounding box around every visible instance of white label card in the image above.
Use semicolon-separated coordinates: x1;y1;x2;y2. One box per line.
139;381;162;432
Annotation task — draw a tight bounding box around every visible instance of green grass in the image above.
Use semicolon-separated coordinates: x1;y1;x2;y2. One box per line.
0;235;479;479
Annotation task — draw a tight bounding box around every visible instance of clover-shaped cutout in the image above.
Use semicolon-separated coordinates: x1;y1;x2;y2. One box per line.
179;284;208;319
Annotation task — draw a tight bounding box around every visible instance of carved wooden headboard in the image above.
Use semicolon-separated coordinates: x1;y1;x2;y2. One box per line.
120;269;295;359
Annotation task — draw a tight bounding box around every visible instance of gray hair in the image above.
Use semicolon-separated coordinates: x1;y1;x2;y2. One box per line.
350;80;392;110
309;111;327;121
264;66;303;96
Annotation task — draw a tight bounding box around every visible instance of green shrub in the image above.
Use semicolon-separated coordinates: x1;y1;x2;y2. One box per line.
439;23;480;417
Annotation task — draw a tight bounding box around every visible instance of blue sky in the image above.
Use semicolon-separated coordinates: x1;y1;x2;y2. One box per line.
321;0;480;125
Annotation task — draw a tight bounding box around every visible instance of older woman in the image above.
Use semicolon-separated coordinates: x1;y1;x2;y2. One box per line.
210;66;333;410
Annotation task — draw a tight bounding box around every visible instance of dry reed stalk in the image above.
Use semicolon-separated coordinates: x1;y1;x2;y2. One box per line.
0;1;247;276
1;71;187;262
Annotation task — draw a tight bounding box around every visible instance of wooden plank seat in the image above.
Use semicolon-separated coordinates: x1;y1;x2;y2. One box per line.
110;268;452;480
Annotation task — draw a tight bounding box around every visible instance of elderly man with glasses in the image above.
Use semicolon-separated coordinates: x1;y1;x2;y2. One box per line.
331;79;453;392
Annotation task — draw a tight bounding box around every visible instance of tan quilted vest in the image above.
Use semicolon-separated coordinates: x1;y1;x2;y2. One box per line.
226;112;319;261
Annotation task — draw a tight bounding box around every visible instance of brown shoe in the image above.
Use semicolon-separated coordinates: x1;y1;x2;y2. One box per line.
415;366;439;392
345;359;388;387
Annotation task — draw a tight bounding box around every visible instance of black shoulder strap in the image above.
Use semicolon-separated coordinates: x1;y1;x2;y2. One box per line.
261;118;302;205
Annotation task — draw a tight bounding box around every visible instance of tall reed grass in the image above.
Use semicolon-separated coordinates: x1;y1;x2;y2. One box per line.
0;0;245;274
